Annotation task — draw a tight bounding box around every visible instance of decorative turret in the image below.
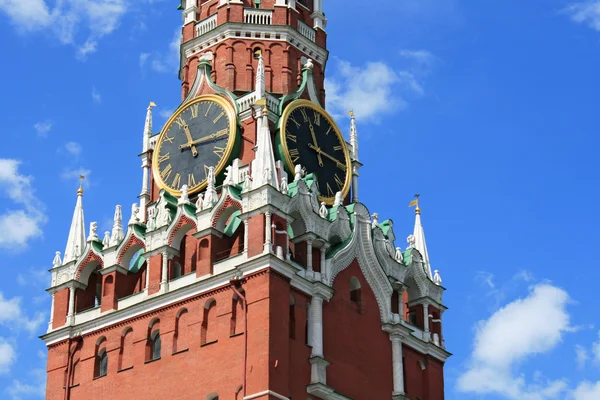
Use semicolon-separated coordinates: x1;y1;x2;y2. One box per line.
109;205;124;246
409;195;433;279
255;55;265;100
349;111;361;203
251;99;279;190
63;177;86;264
139;102;156;223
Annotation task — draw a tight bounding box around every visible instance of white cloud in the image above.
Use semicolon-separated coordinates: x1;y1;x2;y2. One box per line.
0;159;46;249
139;52;151;68
457;284;573;400
0;0;126;56
400;49;436;65
0;292;45;335
0;339;16;375
64;141;82;156
159;108;175;120
33;121;52;137
141;29;181;74
565;1;600;31
92;86;101;104
7;368;46;400
575;344;589;369
572;381;600;400
592;330;600;364
325;58;428;122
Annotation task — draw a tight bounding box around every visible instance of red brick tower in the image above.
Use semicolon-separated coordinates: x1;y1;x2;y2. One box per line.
42;1;450;399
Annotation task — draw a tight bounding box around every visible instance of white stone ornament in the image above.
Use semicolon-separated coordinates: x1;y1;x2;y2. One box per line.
319;202;327;218
433;270;442;285
178;185;190;205
195;193;204;209
87;221;98;241
52;251;62;268
203;166;218;210
110;205;124;246
294;164;303;182
156;198;172;228
129;203;140;225
102;231;111;248
304;58;314;70
333;191;343;207
242;173;252;192
223;166;234;187
407;234;416;249
147;207;156;231
199;51;213;62
394;247;402;262
371;213;379;228
280;176;288;194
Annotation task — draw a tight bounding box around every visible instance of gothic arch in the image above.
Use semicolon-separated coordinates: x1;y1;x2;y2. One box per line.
168;213;197;249
117;234;145;267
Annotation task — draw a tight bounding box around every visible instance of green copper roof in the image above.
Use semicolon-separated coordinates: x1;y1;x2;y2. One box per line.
326;235;352;259
91;241;104;253
223;210;242;237
129;251;146;273
379;219;393;238
132;223;146;238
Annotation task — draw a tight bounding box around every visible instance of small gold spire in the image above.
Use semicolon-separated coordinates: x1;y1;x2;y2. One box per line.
148;101;157;110
348;110;355;118
77;175;85;196
408;194;420;213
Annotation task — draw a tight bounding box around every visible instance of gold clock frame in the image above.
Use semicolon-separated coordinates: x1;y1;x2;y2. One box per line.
279;99;352;205
152;94;237;196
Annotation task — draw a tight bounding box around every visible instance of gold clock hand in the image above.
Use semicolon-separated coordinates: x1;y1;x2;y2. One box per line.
179;129;229;149
182;123;198;157
308;124;323;167
308;143;345;170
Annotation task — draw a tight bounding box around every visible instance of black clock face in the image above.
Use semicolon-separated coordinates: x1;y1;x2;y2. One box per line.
154;97;234;194
282;103;350;202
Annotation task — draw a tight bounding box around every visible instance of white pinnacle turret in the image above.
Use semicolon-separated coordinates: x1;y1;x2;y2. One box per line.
349;111;361;203
139;102;156;223
252;101;278;190
255;55;265;100
413;204;433;280
63;178;86;264
109;205;124;246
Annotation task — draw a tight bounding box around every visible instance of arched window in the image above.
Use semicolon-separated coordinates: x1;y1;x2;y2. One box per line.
289;295;296;339
95;279;102;307
70;345;81;387
230;290;244;336
150;330;161;360
207;394;219;400
172;262;182;280
173;309;189;353
201;299;217;345
94;337;108;378
118;328;134;370
350;276;362;312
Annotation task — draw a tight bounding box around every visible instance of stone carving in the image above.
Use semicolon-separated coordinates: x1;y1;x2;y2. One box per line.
319;202;327;218
129;203;140;225
110;205;124;246
102;231;111;248
371;213;379;228
304;58;314;70
156;197;172;228
223;165;234;187
203;166;218;209
333;191;343;207
178;184;190;205
433;270;442;286
242;173;252;192
195;193;204;209
52;251;62;268
87;222;98;241
147;207;156;231
394;247;403;262
199;51;213;62
407;234;416;249
280;176;288;194
294;164;303;181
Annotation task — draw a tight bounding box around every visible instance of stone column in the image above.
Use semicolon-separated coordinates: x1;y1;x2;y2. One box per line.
145;261;151;292
160;252;170;293
48;293;55;330
306;239;313;278
264;211;272;253
423;303;430;342
391;335;406;395
319;246;326;280
310;295;323;357
243;219;249;254
397;287;405;318
66;287;76;326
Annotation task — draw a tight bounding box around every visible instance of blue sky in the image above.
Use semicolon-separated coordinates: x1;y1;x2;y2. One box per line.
0;0;599;398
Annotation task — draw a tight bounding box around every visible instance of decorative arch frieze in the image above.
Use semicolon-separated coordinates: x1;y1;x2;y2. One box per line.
327;203;394;323
372;227;407;282
210;193;243;231
74;248;103;282
116;233;145;267
168;211;197;249
327;207;351;245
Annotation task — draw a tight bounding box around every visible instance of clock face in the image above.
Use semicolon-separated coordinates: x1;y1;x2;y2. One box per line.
280;100;351;204
153;95;236;195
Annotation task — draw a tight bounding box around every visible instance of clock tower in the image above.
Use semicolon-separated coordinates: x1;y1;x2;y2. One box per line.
42;1;450;400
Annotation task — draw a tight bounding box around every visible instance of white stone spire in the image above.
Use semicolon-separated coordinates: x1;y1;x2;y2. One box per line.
255;55;265;100
139;102;156;223
252;100;278;190
63;178;86;264
349;111;361;203
109;205;124;246
412;202;433;280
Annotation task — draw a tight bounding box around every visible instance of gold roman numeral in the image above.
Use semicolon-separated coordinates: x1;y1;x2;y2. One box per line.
333;145;343;151
286;131;297;143
325;126;332;136
157;153;170;163
172;173;181;189
160;164;173;180
289;148;300;163
174;116;186;129
314;112;321;126
300;108;309;122
213;146;225;159
164;134;175;144
289;116;301;129
334;174;344;189
326;183;334;197
213;112;225;124
205;102;213;117
190;104;199;119
188;173;196;187
336;161;347;171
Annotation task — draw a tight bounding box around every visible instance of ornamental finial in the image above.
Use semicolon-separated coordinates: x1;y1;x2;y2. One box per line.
408;193;420;214
77;175;85;196
148;101;157;110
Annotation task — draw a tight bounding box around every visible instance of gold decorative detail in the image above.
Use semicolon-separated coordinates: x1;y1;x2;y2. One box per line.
152;94;237;196
148;101;157;109
77;175;85;196
408;194;420;214
279;99;352;205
